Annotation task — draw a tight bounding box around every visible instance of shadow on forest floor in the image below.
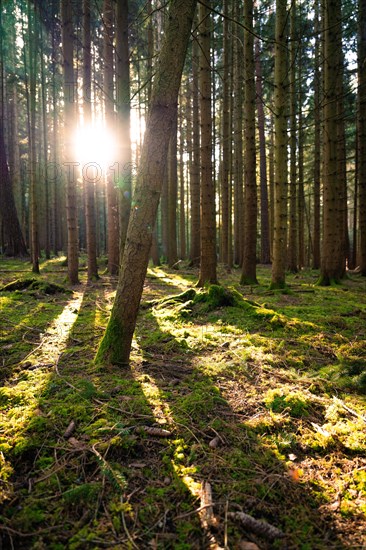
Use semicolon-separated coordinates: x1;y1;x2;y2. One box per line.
0;262;365;548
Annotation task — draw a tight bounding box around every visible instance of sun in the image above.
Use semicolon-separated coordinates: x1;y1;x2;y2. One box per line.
74;124;116;170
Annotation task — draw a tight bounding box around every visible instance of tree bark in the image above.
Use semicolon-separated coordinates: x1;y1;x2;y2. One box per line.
116;0;132;254
270;0;288;289
197;1;217;286
189;24;201;267
241;0;258;285
95;0;197;366
319;0;345;284
103;0;119;275
83;0;98;282
359;0;366;275
62;0;79;284
255;38;270;265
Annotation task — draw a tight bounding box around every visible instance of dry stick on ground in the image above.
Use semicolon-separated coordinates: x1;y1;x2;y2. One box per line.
227;511;285;541
333;396;366;423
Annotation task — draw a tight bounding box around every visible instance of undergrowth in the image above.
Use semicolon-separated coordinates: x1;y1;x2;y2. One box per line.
0;258;365;549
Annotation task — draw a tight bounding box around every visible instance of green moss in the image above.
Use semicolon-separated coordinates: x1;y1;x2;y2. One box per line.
264;388;310;418
95;315;130;366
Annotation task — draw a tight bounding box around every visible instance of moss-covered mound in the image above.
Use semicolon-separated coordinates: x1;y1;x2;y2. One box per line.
0;277;72;295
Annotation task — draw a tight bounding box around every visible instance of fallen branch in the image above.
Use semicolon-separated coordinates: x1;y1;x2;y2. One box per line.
333;397;366;423
227;511;285;541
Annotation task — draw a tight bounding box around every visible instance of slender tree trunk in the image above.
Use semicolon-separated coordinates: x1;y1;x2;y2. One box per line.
233;5;244;267
221;0;230;267
62;0;79;284
241;0;258;284
359;0;366;275
288;1;298;273
189;26;201;266
103;0;119;275
313;0;321;269
28;3;40;273
116;0;132;253
0;122;27;256
179;97;186;260
197;1;217;286
95;0;197;366
82;0;98;281
319;0;345;284
168;109;178;268
255;38;270;264
270;0;288;289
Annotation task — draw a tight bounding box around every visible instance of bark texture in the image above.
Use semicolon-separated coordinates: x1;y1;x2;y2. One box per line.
96;0;197;365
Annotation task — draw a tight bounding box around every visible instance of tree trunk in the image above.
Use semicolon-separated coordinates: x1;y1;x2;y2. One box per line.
28;3;40;273
241;0;258;285
62;0;79;284
116;0;132;253
104;0;119;275
0;122;27;256
168;109;178;268
270;0;288;289
95;0;197;366
255;38;270;264
313;0;321;269
83;0;98;282
359;0;366;275
319;0;345;284
189;24;200;267
197;1;217;286
221;0;230;267
288;0;298;273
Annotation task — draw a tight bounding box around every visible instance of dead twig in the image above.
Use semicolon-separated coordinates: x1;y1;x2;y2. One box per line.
333;397;366;423
227;511;285;541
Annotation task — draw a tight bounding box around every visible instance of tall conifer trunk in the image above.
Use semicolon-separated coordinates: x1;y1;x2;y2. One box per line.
83;0;98;282
104;0;119;275
270;0;288;289
197;1;217;286
62;0;79;284
319;0;345;284
241;0;258;284
359;0;366;274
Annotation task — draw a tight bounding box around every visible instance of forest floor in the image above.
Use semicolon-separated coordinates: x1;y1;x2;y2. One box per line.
0;257;366;550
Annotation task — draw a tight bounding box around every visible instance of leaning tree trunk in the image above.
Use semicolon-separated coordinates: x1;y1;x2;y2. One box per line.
95;0;197;366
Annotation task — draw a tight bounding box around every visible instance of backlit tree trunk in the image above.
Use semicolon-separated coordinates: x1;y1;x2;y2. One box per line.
95;0;197;366
104;0;119;275
288;0;298;273
221;0;230;267
62;0;79;284
83;0;98;282
116;0;132;253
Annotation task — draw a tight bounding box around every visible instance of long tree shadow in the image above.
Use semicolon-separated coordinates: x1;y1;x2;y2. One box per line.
0;280;207;549
134;304;355;549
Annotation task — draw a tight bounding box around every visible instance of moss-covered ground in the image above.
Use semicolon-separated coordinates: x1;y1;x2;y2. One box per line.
0;258;365;549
